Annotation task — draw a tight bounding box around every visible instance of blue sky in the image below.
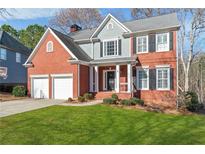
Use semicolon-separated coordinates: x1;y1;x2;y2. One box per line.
0;8;132;30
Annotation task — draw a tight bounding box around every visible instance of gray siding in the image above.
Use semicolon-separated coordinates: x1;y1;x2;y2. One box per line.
78;18;131;60
0;48;28;84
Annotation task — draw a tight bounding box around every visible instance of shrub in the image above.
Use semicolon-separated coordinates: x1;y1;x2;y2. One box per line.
184;91;200;111
121;99;132;106
130;97;144;106
12;86;26;97
103;98;116;104
111;93;119;101
83;93;93;100
78;96;85;102
68;97;73;102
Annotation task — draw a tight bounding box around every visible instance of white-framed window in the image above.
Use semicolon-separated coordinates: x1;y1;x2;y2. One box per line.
137;68;149;90
107;22;114;30
16;52;21;63
46;41;53;52
156;67;170;90
156;32;169;52
136;35;148;53
103;39;118;56
0;48;7;60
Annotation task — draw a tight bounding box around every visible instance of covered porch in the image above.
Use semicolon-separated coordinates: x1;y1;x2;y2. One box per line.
89;57;136;99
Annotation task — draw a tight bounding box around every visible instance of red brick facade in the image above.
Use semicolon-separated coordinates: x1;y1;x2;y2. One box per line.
27;32;79;98
27;29;177;108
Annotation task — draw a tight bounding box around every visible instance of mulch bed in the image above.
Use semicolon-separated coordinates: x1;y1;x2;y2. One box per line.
0;92;27;102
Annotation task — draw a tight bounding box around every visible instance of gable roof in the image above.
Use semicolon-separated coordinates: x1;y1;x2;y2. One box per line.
0;30;31;56
69;13;180;41
90;13;131;38
51;28;92;62
123;13;180;32
25;28;91;65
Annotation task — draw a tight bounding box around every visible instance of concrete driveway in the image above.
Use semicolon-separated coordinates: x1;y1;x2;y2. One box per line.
0;99;64;117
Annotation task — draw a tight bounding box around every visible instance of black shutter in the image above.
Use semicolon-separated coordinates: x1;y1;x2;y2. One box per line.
170;68;174;90
149;69;156;90
149;34;156;52
133;37;136;54
169;31;173;51
100;42;103;57
118;39;121;55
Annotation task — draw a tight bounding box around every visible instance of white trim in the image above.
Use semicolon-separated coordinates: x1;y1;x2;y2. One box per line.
50;29;78;59
31;76;49;98
68;60;90;66
123;25;180;37
89;66;93;92
90;14;131;38
46;41;53;52
24;28;50;65
136;35;149;54
94;66;99;92
50;73;73;77
78;64;80;96
136;68;149;90
51;74;73;99
103;69;115;91
127;64;132;92
156;67;170;90
24;28;78;65
103;38;119;57
107;22;114;30
30;74;49;78
116;65;120;92
156;32;170;52
155;64;170;68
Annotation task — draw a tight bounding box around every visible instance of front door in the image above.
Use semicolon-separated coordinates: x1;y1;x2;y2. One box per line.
107;71;115;91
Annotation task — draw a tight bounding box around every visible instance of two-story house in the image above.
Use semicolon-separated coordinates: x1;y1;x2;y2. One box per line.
24;13;180;108
0;30;31;91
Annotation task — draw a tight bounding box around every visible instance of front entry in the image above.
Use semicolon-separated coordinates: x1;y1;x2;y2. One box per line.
103;70;115;91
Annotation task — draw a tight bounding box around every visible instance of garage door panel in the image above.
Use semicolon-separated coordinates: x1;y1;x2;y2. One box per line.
33;78;49;99
53;77;73;99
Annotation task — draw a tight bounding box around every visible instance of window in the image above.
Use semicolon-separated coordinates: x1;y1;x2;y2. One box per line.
0;48;7;60
16;52;21;63
137;36;148;53
107;23;114;29
156;67;170;90
137;68;149;90
156;32;169;51
47;41;53;52
103;39;118;56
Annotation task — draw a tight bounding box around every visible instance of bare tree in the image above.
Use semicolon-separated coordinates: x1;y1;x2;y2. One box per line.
49;8;103;33
178;9;205;92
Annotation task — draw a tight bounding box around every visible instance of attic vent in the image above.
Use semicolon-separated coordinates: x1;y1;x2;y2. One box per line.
107;22;114;30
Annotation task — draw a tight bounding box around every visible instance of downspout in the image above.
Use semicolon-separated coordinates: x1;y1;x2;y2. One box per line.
176;31;179;110
130;33;134;98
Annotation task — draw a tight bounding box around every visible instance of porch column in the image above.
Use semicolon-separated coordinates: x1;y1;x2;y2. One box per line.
94;66;99;92
89;66;93;92
127;63;132;93
116;65;120;93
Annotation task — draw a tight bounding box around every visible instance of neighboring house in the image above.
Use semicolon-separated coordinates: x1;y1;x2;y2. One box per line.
0;31;31;91
24;13;180;108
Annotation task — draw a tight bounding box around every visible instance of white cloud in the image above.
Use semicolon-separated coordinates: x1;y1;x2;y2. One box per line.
0;8;59;20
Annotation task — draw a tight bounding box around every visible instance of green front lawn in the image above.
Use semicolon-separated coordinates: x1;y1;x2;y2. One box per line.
1;104;205;144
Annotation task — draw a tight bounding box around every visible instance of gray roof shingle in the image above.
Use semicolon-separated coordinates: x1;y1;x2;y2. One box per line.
51;28;92;62
0;30;31;56
69;13;179;40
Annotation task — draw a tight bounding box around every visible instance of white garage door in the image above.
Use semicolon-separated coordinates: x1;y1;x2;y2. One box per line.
53;77;73;99
33;78;49;99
